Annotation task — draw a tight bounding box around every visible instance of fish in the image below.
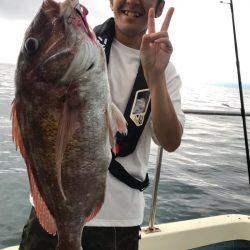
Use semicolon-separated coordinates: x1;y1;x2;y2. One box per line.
11;0;127;249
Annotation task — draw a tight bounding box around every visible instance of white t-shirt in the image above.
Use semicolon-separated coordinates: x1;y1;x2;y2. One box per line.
86;39;185;227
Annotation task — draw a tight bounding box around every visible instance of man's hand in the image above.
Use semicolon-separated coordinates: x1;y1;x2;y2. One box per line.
140;7;174;85
140;7;182;152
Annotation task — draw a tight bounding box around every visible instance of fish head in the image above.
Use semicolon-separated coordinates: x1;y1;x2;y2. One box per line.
15;0;99;91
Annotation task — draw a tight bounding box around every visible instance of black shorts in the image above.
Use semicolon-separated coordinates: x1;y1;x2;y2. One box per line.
19;208;141;250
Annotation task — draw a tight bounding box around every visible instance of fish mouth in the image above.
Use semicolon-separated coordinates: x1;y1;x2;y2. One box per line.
121;10;143;18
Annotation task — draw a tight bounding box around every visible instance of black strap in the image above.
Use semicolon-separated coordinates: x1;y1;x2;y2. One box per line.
94;18;150;191
94;18;115;65
115;64;151;157
109;155;149;191
95;18;151;157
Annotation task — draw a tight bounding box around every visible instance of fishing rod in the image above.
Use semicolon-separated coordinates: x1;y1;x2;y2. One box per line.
220;0;250;186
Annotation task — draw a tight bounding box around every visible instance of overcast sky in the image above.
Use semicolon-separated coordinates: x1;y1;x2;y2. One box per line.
0;0;249;87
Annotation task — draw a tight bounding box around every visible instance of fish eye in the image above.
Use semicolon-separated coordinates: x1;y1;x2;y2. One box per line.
24;37;39;55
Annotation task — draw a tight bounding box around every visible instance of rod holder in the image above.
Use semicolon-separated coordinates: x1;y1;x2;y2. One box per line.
144;146;163;233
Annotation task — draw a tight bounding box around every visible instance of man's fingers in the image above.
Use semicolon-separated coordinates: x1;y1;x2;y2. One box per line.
148;32;168;40
161;7;174;32
147;8;155;34
141;34;152;52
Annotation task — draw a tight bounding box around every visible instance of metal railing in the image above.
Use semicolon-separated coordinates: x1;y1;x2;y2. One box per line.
144;108;250;233
183;109;250;116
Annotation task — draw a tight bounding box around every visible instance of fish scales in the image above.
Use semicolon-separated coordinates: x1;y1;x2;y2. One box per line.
11;0;127;249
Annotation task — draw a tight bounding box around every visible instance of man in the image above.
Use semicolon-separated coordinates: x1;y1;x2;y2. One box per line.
19;0;185;249
82;0;185;249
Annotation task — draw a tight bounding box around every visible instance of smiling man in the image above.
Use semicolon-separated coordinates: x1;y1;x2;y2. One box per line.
19;0;185;249
83;0;185;249
110;0;166;48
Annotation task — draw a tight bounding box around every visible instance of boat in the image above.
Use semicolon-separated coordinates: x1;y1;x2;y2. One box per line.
2;107;250;250
2;137;250;250
2;213;250;250
2;106;250;250
2;113;250;250
2;1;250;249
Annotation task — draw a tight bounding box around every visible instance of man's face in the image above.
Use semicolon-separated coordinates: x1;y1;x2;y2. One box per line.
109;0;164;38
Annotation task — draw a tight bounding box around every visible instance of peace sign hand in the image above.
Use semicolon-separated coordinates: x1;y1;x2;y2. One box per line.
141;7;174;86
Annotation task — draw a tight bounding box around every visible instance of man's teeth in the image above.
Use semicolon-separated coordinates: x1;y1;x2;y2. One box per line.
123;11;140;17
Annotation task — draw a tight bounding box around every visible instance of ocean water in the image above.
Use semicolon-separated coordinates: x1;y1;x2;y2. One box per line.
0;63;250;249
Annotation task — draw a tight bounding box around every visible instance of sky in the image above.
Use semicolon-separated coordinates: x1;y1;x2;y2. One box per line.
0;0;250;87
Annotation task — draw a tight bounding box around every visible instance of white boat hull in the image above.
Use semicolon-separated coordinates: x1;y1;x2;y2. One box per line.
140;214;250;250
2;214;250;250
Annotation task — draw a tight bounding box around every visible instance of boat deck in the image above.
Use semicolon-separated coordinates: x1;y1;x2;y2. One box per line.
2;214;250;250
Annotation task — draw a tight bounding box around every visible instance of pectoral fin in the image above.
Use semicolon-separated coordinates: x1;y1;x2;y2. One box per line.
111;102;127;135
106;103;127;154
55;99;80;200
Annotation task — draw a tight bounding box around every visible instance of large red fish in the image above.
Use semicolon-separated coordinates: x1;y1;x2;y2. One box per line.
11;0;127;249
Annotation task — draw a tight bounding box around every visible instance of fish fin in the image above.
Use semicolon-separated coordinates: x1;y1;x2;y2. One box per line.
27;163;57;235
106;108;116;149
11;101;57;234
106;103;127;153
56;100;80;200
11;99;27;159
111;102;128;135
84;194;105;224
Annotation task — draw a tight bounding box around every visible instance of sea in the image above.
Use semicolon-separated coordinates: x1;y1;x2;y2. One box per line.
0;63;250;249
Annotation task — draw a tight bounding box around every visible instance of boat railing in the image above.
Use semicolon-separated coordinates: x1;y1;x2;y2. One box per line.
144;108;250;233
183;109;250;116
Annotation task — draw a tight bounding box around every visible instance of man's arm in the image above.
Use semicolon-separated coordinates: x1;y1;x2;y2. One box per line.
140;8;183;152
